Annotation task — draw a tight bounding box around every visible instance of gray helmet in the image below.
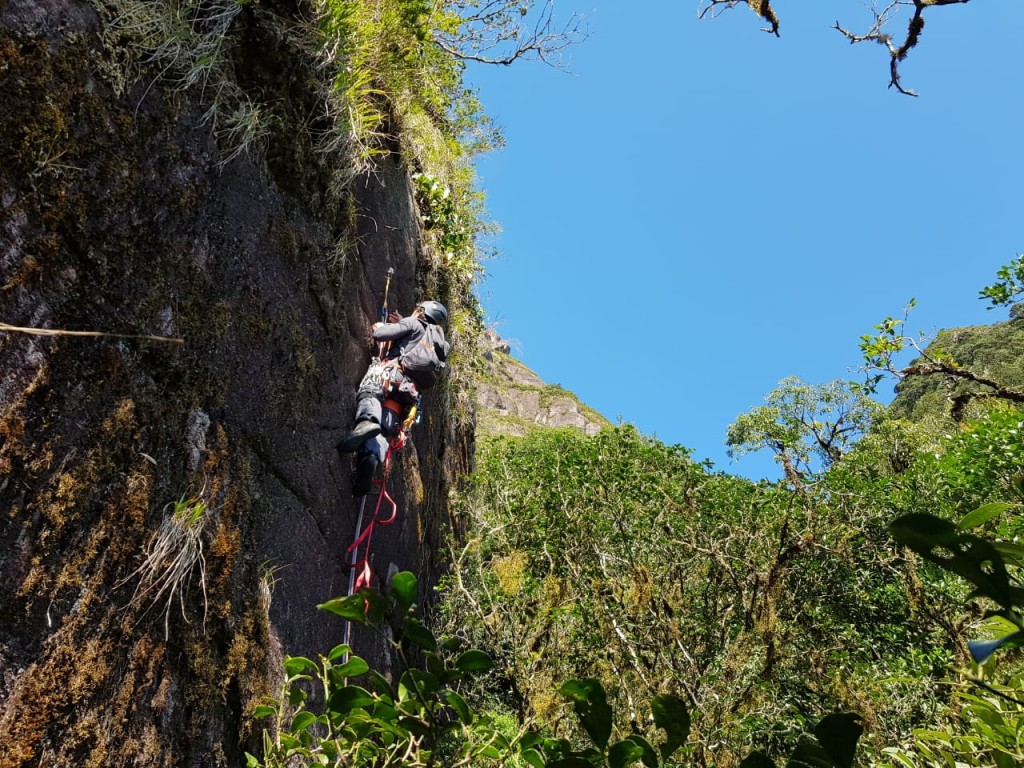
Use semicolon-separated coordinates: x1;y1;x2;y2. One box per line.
418;300;448;325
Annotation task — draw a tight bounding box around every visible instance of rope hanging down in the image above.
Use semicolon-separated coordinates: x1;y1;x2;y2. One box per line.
341;266;406;649
341;433;403;649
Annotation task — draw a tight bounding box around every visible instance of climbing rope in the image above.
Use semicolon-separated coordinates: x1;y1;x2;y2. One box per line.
341;433;404;649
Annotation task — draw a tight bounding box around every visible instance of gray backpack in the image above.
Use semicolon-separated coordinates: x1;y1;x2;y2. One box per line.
400;323;449;389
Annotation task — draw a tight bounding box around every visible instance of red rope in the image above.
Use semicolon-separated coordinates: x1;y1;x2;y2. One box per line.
346;434;403;593
340;432;405;657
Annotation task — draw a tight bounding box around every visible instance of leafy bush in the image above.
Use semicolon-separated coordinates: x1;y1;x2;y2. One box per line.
249;570;866;768
439;425;943;764
248;572;511;767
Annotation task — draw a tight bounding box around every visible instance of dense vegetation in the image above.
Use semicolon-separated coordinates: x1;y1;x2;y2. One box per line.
428;319;1024;765
170;0;1018;759
244;257;1024;766
248;301;1024;766
113;0;1012;761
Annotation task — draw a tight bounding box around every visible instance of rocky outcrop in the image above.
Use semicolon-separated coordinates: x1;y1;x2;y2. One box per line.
0;1;471;764
476;331;608;436
889;319;1024;422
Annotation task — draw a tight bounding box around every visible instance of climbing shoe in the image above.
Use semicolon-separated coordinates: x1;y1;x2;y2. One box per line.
337;420;381;453
353;452;378;496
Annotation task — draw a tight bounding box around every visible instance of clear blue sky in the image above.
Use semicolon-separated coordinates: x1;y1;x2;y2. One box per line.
465;1;1024;479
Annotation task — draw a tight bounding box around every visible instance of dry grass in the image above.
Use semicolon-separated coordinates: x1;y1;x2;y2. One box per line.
119;496;209;639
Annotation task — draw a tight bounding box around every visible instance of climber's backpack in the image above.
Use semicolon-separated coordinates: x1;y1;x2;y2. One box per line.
399;323;450;389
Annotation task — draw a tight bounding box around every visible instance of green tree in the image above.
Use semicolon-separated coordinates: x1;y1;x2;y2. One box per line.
980;254;1024;318
726;377;882;485
442;425;937;764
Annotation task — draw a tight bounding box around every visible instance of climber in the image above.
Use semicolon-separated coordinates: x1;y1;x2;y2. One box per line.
337;300;450;495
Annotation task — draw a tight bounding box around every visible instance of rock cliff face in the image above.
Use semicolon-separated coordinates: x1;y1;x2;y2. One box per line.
890;318;1024;421
476;330;609;436
0;1;471;764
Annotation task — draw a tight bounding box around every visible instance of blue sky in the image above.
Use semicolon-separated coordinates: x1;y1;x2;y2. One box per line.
465;1;1024;479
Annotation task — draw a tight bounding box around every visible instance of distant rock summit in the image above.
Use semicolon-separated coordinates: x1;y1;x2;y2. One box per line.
476;330;609;436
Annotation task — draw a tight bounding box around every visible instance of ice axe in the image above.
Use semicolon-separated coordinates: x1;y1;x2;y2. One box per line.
377;267;396;357
380;267;395;323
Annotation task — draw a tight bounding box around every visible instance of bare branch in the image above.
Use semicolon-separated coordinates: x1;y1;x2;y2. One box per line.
698;0;779;36
431;0;588;67
0;321;184;344
702;0;975;95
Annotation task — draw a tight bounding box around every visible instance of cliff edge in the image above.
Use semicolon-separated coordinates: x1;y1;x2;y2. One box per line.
476;330;609;437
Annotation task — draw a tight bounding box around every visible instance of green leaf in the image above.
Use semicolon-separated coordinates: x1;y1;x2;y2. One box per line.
402;616;438;651
558;678;612;749
609;738;646;768
424;651;445;677
890;514;1015;608
401;668;440;697
438;667;465;686
283;656;317;676
814;713;863;768
546;759;597;768
623;735;659;768
371;702;400;723
398;713;431;737
245;753;260;768
288;686;308;708
521;748;546;768
651;693;690;760
367;669;394;698
741;752;776;768
252;704;277;719
519;730;543;750
327;644;352;662
993;541;1024;566
326;685;375;714
786;739;832;768
543;737;574;758
335;656;370;678
441;689;473;724
454;649;493;672
440;635;463;652
558;678;600;702
391;571;418;612
959;503;1015;531
278;732;300;751
291;711;316;733
318;594;372;624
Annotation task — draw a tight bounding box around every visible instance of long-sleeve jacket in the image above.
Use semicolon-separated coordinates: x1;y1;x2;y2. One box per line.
372;316;426;362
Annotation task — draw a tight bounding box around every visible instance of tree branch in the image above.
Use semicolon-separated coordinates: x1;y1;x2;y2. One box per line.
698;0;780;36
431;1;587;68
899;360;1024;420
700;0;974;95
